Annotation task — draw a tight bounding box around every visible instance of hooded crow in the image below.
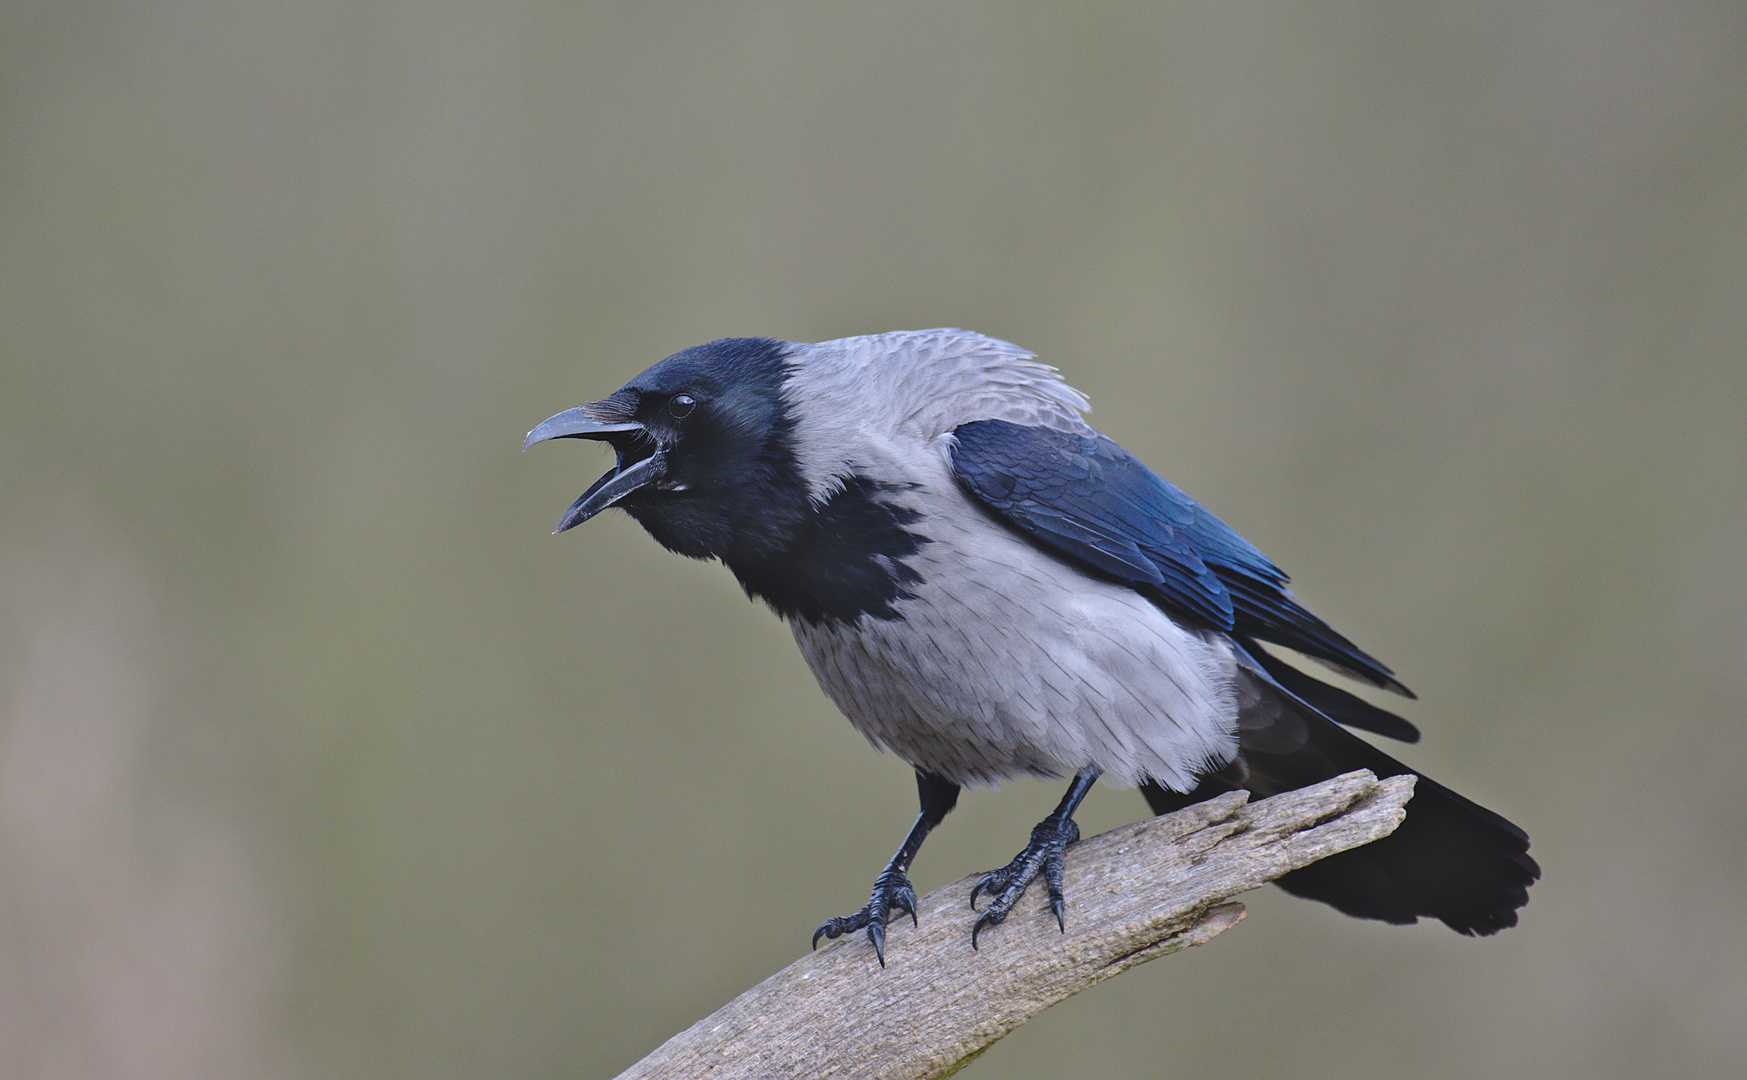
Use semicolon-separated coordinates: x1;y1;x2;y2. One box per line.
526;329;1538;964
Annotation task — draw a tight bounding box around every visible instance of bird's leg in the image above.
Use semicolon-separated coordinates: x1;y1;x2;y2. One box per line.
969;767;1101;948
812;770;960;966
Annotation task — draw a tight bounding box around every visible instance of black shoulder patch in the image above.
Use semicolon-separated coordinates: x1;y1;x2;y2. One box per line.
728;477;930;626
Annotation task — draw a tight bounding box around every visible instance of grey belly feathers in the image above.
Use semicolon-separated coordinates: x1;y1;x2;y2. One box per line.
791;476;1238;791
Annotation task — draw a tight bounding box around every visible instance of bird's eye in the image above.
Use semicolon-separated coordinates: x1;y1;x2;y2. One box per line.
668;394;697;419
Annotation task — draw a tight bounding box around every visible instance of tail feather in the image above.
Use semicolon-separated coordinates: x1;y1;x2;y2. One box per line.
1142;667;1538;935
1241;637;1421;744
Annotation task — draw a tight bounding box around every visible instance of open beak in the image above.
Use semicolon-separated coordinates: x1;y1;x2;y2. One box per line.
524;405;668;533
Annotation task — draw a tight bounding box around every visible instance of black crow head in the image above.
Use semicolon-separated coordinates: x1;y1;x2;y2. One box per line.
524;337;808;561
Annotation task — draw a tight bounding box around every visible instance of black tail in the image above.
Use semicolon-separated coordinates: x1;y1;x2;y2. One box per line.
1142;665;1539;935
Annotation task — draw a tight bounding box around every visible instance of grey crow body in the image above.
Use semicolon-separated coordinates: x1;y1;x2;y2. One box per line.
526;328;1538;963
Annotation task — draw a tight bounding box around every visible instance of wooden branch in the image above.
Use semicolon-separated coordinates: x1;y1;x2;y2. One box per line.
616;769;1414;1080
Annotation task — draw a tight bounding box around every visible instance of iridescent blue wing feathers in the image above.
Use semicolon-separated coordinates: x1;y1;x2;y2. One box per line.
949;419;1412;698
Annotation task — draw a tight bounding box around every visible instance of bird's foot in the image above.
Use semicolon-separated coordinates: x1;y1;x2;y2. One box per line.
969;814;1082;948
811;864;918;967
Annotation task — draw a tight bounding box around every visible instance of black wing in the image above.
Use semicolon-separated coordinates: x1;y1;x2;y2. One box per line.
949;419;1414;702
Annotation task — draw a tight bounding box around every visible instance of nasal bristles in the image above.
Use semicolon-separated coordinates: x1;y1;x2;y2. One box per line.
585;390;639;423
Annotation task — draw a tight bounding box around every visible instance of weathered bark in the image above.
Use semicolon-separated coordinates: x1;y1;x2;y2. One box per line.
616;769;1414;1080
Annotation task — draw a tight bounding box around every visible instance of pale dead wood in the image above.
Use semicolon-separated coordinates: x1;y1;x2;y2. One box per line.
615;769;1414;1080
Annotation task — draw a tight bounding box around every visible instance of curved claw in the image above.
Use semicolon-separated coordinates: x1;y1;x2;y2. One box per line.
1044;833;1072;931
971;906;1004;950
967;816;1082;948
969;868;1008;910
892;882;919;926
810;867;919;967
811;910;871;950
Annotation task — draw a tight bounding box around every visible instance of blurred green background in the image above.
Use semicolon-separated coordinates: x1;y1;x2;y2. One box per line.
3;2;1743;1078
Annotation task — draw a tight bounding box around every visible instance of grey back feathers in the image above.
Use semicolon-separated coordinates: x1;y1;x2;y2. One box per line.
782;329;1091;504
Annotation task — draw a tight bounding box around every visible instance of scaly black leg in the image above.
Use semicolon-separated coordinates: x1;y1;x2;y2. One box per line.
812;770;961;966
970;768;1101;948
